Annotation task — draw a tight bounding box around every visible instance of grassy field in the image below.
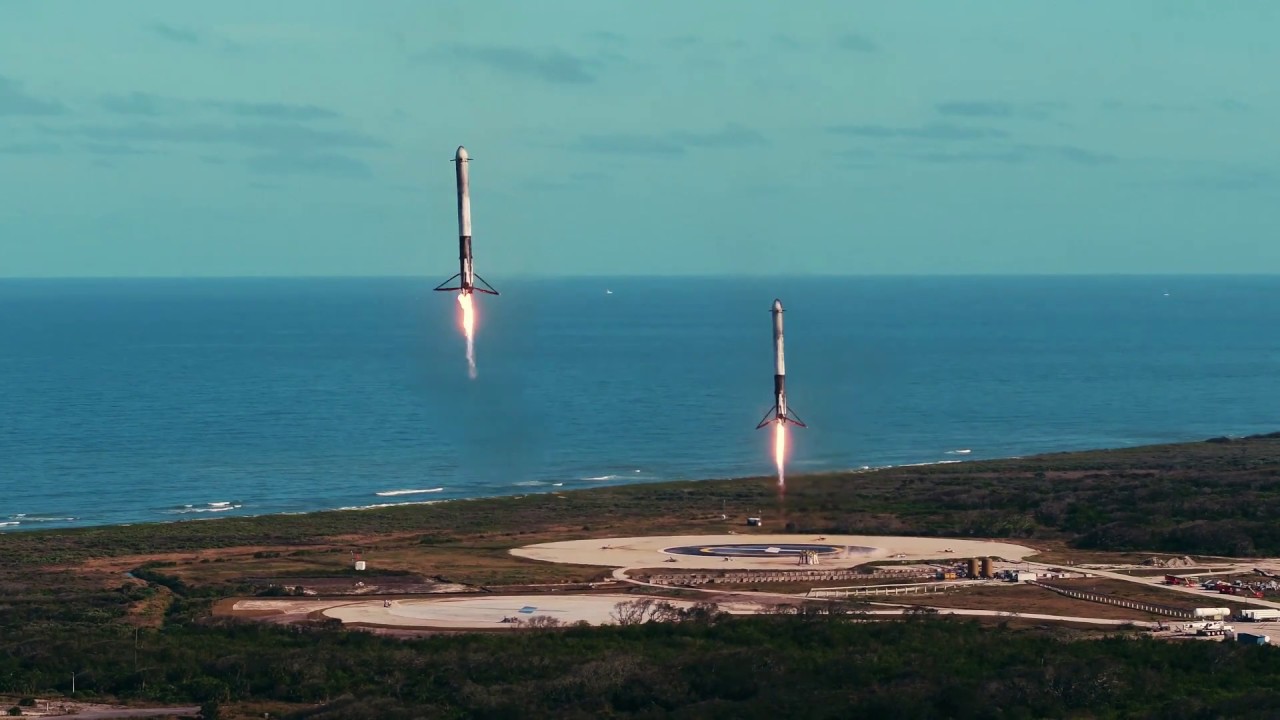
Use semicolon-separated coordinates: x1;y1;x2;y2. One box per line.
1043;578;1258;614
6;434;1280;717
883;583;1165;621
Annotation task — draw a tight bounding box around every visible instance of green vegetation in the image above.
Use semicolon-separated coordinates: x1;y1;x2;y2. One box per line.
5;434;1280;716
2;610;1279;719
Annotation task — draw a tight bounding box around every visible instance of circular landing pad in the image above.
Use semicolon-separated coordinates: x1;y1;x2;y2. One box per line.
664;543;872;558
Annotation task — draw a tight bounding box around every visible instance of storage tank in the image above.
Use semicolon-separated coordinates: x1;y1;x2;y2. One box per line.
1192;607;1231;619
980;557;994;579
967;558;980;578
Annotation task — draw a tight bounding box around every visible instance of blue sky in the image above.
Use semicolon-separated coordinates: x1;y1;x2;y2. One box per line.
1;1;1277;277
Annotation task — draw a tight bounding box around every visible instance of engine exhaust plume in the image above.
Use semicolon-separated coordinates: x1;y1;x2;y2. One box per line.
457;291;477;379
774;419;787;489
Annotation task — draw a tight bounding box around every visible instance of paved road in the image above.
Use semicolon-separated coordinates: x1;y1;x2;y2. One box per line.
43;707;198;718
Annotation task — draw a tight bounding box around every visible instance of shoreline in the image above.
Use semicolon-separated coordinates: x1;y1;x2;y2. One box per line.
4;431;1271;536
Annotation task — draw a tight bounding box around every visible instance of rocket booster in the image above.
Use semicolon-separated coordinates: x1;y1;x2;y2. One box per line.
435;146;498;296
757;298;806;429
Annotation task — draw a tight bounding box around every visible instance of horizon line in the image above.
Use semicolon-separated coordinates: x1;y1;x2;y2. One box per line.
4;272;1280;281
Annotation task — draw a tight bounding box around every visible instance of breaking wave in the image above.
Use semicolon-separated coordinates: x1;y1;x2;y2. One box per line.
897;460;963;468
7;514;77;523
167;502;243;515
375;488;444;497
337;500;443;511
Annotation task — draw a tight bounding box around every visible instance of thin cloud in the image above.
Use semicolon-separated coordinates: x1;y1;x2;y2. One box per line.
935;101;1064;120
0;141;61;155
573;134;685;155
51;122;385;153
522;171;612;192
84;142;155;156
836;33;878;52
773;34;803;51
917;149;1027;165
100;92;173;116
246;152;372;178
672;123;767;148
1100;100;1197;113
0;75;67;116
827;123;1008;141
100;93;340;121
431;44;600;84
586;31;626;45
149;23;201;45
573;124;769;155
204;100;339;121
936;101;1017;118
1195;166;1277;191
1027;144;1117;166
914;144;1117;166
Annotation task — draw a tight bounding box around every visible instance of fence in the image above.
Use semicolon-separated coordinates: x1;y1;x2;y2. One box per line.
1030;581;1193;618
806;583;960;599
645;568;934;587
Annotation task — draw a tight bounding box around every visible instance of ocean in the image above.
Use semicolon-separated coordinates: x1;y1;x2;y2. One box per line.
2;275;1278;531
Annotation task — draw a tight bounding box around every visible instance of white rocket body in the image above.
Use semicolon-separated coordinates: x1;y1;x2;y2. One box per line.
435;145;497;296
455;146;473;291
757;298;805;429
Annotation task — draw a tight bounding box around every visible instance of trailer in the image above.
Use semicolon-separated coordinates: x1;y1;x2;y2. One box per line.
1238;608;1280;621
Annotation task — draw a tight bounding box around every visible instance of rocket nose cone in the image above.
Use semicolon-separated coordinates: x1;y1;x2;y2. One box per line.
455;146;468;161
772;299;784;312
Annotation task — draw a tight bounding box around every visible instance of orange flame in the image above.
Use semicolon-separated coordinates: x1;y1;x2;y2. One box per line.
457;291;477;379
774;419;787;488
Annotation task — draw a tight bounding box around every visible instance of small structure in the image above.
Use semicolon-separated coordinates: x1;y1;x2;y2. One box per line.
352;550;367;571
1236;632;1270;646
746;517;762;527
